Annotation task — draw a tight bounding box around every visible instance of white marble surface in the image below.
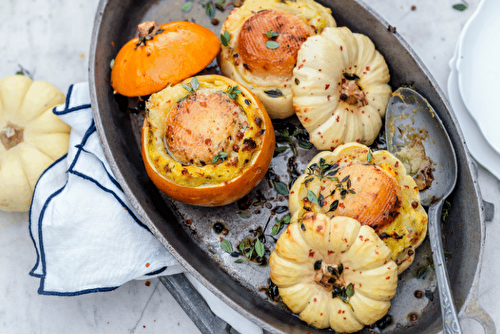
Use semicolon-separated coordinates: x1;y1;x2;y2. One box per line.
1;0;499;333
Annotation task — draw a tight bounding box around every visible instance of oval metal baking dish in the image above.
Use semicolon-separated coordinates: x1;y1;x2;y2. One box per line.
89;0;494;332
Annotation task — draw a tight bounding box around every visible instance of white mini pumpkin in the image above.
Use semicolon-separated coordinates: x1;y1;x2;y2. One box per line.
0;75;70;212
270;211;398;333
292;26;392;150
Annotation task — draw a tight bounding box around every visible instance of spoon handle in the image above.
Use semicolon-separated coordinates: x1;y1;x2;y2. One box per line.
428;200;463;334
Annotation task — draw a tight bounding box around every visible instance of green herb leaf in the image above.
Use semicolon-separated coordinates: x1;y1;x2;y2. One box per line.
416;265;433;279
273;181;289;196
182;84;194;92
367;151;373;163
265;40;280;49
314;259;322;270
264;30;279;38
212;151;228;163
329;200;339;212
238;242;245;254
177;95;189;103
110;59;115;70
452;4;467;11
205;2;215;17
274;145;289;155
220;239;233;253
271;224;280;236
306;189;319;205
263;89;284;98
255;239;265;257
294;78;300;85
221;30;231;47
272;215;291;236
234;258;246;263
227;85;241;99
215;2;224;11
282;215;291;224
182;2;193;12
298;140;313;150
190;77;200;91
345;283;354;298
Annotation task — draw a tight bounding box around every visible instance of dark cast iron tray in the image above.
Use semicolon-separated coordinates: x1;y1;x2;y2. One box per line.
89;0;495;333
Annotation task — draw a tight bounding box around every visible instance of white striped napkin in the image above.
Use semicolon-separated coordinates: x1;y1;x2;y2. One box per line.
28;82;262;334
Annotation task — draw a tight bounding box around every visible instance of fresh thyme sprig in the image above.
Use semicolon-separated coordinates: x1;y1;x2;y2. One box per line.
227;85;241;99
178;77;200;102
271;215;291;236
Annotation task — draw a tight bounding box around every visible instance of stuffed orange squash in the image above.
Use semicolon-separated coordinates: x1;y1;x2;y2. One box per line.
111;21;220;97
141;74;275;206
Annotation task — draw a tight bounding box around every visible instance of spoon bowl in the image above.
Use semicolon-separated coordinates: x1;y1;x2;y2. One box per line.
385;87;462;333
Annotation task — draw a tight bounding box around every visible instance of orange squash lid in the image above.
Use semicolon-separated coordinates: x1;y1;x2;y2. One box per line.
111;21;220;97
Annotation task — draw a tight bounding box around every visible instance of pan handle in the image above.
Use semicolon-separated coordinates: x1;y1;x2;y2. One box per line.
459;278;496;334
159;274;233;334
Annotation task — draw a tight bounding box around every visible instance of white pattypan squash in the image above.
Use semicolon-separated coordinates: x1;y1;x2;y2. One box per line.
292;26;392;150
270;211;398;333
0;75;70;212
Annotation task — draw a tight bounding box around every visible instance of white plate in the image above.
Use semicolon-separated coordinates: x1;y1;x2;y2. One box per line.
448;43;500;180
457;0;500;154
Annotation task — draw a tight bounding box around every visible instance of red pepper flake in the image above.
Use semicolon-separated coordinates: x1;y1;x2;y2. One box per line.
319;69;322;72
366;66;370;71
308;249;315;257
145;281;151;286
314;298;317;302
340;45;343;51
386;276;391;279
325;84;330;90
356;138;360;142
145;262;150;267
110;41;115;47
327;250;334;255
298;64;304;69
327;95;331;101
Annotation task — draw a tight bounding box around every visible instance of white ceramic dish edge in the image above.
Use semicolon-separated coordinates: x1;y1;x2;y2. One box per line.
456;0;500;154
448;42;500;180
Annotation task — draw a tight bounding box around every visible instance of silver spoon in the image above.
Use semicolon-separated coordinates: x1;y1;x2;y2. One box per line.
385;87;462;334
